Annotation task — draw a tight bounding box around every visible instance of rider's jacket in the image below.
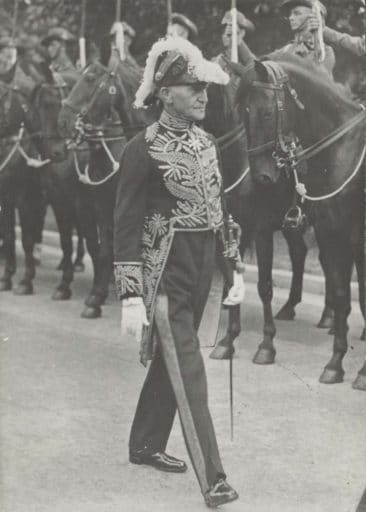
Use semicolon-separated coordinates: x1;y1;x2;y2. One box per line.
323;28;365;58
278;31;335;77
50;53;75;74
114;110;225;350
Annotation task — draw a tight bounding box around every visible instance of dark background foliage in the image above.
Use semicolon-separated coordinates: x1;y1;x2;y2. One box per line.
0;0;364;85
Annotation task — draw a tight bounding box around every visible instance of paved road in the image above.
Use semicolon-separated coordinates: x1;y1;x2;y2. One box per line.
1;247;365;512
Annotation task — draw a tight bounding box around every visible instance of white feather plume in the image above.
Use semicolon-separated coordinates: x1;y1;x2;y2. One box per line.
134;36;230;108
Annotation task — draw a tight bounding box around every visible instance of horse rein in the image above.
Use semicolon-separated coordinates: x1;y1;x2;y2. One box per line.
0;82;50;171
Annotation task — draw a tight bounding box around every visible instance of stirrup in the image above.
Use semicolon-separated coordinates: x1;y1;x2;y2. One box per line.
282;206;308;232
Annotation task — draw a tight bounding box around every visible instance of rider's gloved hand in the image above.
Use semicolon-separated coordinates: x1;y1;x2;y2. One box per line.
305;13;323;32
121;297;149;342
223;270;246;306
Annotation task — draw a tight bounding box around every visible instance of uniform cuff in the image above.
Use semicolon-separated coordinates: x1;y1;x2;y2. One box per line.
114;262;143;300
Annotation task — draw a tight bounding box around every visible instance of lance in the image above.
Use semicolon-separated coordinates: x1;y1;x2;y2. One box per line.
312;0;325;62
9;0;23;66
167;0;173;25
79;0;87;69
231;0;239;63
113;0;125;60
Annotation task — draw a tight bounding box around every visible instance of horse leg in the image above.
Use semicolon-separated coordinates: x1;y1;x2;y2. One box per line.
253;227;276;365
353;244;365;341
318;236;353;384
0;191;16;291
317;248;335;330
51;201;74;300
14;192;36;295
275;229;307;321
83;194;113;318
210;252;241;359
353;358;366;391
73;213;86;273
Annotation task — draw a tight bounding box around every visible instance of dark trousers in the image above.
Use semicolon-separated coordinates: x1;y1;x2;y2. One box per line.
129;231;225;494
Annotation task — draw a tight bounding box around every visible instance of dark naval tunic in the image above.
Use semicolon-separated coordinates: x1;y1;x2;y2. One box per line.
113;110;228;494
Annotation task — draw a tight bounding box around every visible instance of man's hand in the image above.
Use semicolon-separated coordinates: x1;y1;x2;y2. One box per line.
223;270;246;306
305;13;323;32
121;297;149;342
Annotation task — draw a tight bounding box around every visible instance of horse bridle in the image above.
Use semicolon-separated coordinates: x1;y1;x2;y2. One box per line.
0;81;50;171
245;62;366;205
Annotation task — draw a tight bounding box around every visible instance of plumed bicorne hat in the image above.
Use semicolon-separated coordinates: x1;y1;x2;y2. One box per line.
134;37;229;108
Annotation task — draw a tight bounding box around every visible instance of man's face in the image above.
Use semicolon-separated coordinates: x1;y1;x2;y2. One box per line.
222;24;246;50
167;23;189;40
288;6;312;32
161;83;208;122
46;39;62;60
0;47;16;74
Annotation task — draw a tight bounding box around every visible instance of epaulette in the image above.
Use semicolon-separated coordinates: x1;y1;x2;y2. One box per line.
145;121;159;142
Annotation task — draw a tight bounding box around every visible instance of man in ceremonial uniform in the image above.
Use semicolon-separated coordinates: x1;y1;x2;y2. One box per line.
278;0;335;77
167;12;198;41
114;37;241;508
213;10;256;106
41;27;76;74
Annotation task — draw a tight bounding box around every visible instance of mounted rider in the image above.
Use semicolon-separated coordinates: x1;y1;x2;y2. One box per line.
110;21;141;72
213;10;256;105
305;0;366;102
278;0;335;77
41;27;76;74
167;12;198;41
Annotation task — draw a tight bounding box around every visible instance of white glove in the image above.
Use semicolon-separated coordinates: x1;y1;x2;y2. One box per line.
223;270;246;306
121;297;149;342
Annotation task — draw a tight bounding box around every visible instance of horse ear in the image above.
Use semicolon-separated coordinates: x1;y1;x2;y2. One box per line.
254;60;269;83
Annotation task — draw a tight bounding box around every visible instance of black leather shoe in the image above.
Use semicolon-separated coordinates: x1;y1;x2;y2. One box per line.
204;479;239;508
129;451;188;473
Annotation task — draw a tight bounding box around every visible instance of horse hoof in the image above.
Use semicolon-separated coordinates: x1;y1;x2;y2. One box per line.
360;328;365;341
317;308;334;329
14;283;34;295
275;305;296;321
252;347;276;365
73;261;85;273
352;373;366;391
210;344;235;360
85;294;103;308
81;305;102;319
319;367;344;384
52;288;72;301
0;278;12;291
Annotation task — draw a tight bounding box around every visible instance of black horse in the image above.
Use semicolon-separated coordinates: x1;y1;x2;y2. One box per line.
58;44;155;318
233;55;365;389
0;65;46;294
33;67;95;302
204;81;336;360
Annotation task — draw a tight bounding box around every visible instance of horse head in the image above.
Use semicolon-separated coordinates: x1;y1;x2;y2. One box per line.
232;59;301;187
205;82;252;201
0;70;39;140
34;65;79;162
